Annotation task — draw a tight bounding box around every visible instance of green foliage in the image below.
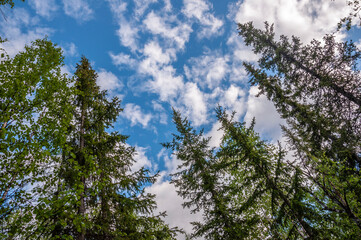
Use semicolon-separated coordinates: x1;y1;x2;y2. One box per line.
0;38;73;238
29;57;179;239
165;108;335;239
0;0;25;8
237;21;361;238
166;11;361;239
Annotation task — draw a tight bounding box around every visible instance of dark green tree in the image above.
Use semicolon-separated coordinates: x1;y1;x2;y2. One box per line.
165;107;342;239
33;57;179;240
237;21;361;238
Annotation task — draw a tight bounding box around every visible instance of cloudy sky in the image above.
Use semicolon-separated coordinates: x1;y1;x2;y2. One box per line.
0;0;357;238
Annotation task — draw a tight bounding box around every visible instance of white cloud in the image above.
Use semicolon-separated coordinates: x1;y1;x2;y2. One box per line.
107;0;139;52
145;65;184;101
233;0;350;42
143;11;192;49
244;86;284;141
184;51;229;89
30;0;58;18
134;0;157;18
62;0;93;22
205;121;224;149
132;146;153;172
143;41;175;65
146;179;203;239
110;52;137;69
226;33;259;63
61;42;78;57
179;82;208;127
152;101;168;125
182;0;223;39
116;21;139;52
139;42;184;101
163;0;172;12
148;149;204;239
122;103;153;128
0;8;53;57
219;84;246;119
97;69;123;92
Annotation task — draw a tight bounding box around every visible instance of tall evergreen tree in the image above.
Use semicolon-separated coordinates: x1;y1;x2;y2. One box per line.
165;107;341;239
237;21;361;237
34;57;178;240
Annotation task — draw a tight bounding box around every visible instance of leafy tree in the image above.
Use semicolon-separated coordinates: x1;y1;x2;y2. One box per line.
0;39;73;238
237;21;361;238
0;0;24;8
32;57;179;240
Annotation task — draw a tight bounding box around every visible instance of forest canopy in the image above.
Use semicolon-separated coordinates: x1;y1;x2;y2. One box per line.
0;0;361;239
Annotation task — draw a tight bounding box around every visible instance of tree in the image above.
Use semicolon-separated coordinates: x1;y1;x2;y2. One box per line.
237;21;361;237
166;10;361;240
0;0;25;8
165;107;343;239
0;39;73;238
32;57;179;240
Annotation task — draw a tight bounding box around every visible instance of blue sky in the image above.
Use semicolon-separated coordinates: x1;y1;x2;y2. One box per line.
0;0;358;238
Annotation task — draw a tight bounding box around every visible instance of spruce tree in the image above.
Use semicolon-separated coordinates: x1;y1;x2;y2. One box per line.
34;57;178;240
165;108;333;239
237;22;361;238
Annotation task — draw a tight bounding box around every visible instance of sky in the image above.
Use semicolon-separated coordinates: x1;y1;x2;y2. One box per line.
0;0;358;239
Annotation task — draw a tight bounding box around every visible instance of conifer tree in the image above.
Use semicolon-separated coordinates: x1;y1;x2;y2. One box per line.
237;21;361;237
34;57;178;240
165;108;341;239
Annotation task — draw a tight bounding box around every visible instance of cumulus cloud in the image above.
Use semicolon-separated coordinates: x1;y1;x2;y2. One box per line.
146;179;203;239
30;0;58;18
179;82;208;127
132;146;153;172
0;8;53;57
143;11;192;49
244;86;285;141
122;103;153;128
232;0;350;42
219;84;247;119
147;150;204;238
61;42;78;57
152;101;168;125
110;52;137;69
139;42;184;101
182;0;223;39
107;0;139;52
62;0;94;22
163;0;172;12
205;121;224;149
184;51;229;89
134;0;157;18
97;69;123;92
